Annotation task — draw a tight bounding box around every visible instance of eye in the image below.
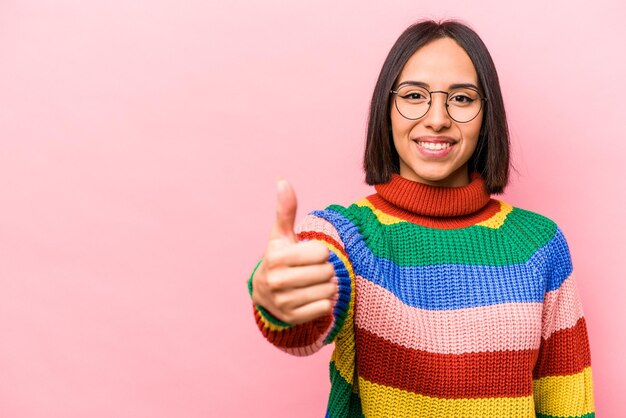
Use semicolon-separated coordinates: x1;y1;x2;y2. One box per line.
402;92;426;100
448;90;480;107
449;94;474;104
397;87;429;103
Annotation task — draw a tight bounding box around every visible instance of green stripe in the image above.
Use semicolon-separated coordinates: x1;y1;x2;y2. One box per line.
247;259;292;328
256;305;291;327
536;413;595;418
325;306;348;343
327;361;363;418
329;204;557;266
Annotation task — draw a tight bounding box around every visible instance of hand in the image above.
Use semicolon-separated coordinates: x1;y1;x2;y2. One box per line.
251;178;337;325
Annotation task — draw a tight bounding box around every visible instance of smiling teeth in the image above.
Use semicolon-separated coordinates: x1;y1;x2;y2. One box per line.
418;142;451;150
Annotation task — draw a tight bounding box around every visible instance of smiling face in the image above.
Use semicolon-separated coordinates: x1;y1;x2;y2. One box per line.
391;37;484;187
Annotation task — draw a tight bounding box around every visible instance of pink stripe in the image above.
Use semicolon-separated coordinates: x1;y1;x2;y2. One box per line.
296;214;344;247
541;274;584;340
355;275;543;354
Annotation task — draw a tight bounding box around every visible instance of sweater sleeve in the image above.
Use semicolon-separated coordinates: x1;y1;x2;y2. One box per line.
532;227;595;418
248;209;355;356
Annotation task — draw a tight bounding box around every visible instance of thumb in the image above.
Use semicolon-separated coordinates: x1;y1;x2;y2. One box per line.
270;177;298;243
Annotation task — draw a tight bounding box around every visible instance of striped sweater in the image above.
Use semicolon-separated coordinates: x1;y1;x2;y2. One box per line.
250;173;595;417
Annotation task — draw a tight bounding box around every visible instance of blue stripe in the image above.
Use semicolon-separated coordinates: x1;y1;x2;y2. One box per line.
311;209;573;310
324;251;352;344
545;227;573;292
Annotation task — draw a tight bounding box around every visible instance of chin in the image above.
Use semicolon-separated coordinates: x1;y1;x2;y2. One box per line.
412;166;454;181
403;163;468;186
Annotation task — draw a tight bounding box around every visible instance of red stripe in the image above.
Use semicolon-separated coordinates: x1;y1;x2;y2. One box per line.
254;306;332;348
533;317;591;378
367;194;502;229
356;326;537;398
297;231;347;259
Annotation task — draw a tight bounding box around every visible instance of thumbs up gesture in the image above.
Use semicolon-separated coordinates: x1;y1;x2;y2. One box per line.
251;179;338;325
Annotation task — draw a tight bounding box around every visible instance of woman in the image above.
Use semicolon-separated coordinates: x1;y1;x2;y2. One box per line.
248;20;595;417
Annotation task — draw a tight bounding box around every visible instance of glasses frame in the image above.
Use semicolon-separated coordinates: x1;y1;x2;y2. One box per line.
390;86;487;123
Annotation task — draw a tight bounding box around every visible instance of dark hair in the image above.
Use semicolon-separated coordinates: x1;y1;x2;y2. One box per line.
363;20;510;194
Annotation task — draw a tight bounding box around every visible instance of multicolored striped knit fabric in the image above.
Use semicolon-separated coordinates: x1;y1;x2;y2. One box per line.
250;173;595;417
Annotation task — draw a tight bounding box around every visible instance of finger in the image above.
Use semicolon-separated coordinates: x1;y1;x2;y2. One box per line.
265;240;330;268
267;263;336;290
269;177;297;243
276;281;338;310
288;299;334;325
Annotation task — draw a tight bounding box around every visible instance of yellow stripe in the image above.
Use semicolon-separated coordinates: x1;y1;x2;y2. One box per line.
533;367;595;416
475;201;513;229
358;377;535;417
356;198;404;225
325;240;357;385
257;310;290;332
358;198;513;229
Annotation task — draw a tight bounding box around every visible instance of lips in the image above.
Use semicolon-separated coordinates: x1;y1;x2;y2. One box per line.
412;136;457;157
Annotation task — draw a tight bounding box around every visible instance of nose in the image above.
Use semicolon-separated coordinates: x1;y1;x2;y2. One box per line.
422;92;451;131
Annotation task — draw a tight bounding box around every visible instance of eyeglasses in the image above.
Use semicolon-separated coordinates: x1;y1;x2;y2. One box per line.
390;84;487;123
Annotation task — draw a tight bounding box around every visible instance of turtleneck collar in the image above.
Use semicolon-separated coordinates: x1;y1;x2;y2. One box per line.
374;172;491;218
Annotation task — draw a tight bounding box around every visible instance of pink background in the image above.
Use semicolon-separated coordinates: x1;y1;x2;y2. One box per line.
0;1;623;417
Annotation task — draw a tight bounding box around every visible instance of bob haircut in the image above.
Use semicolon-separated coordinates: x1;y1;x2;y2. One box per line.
364;20;510;194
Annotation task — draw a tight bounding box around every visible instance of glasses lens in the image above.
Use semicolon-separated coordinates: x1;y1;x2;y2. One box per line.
446;88;483;122
394;85;430;120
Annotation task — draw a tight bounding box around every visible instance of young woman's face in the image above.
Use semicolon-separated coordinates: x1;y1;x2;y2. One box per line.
390;37;483;187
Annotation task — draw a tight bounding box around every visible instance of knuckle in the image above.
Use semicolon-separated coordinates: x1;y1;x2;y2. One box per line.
323;284;336;299
273;294;289;310
321;299;333;313
266;273;285;291
307;241;329;257
264;252;280;269
325;262;335;277
314;263;333;280
318;244;330;259
312;301;331;319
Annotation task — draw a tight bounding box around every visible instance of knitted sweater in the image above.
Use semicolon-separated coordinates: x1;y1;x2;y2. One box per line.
249;173;595;418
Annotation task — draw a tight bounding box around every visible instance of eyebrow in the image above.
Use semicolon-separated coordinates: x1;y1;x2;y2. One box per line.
396;81;480;90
